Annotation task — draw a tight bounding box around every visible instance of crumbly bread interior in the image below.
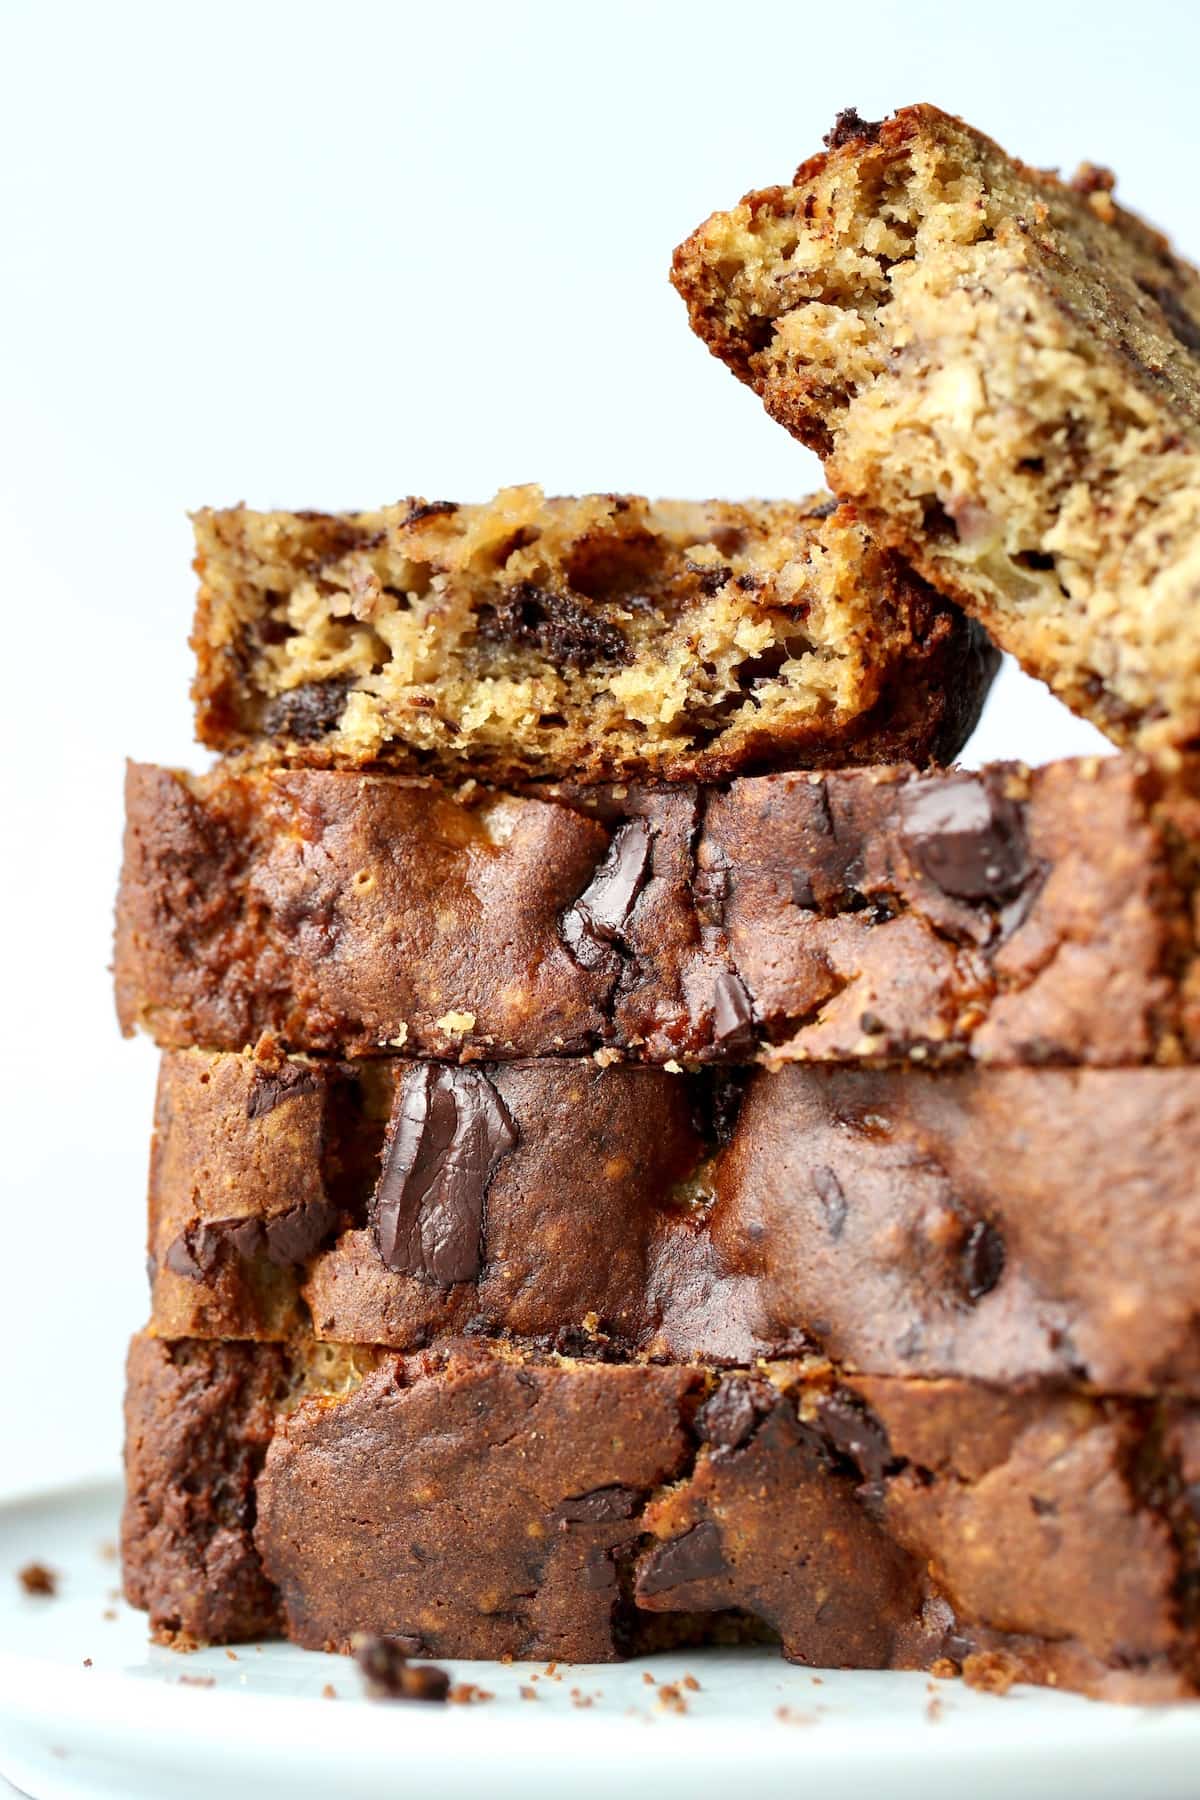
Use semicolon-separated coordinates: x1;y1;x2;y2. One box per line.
192;485;988;781
673;105;1200;749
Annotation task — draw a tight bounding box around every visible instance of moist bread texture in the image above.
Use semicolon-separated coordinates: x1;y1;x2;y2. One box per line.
191;488;994;781
147;1044;1200;1394
116;753;1200;1066
673;104;1200;750
122;1334;1200;1698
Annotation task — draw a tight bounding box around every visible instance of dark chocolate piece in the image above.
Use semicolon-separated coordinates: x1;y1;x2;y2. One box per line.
261;678;352;741
815;1391;894;1487
636;1520;727;1594
477;581;632;670
372;1066;517;1283
695;1376;775;1453
246;1062;323;1120
560;820;653;972
824;108;883;149
899;773;1031;903
163;1198;338;1281
710;970;756;1053
558;1485;640;1524
961;1220;1006;1302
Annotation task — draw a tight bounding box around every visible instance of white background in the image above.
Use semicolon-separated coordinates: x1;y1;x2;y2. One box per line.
0;0;1192;1498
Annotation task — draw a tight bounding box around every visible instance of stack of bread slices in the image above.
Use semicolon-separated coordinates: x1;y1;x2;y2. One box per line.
116;105;1200;1703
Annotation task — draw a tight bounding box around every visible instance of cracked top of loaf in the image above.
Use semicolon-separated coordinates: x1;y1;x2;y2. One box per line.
190;484;994;781
673;104;1200;751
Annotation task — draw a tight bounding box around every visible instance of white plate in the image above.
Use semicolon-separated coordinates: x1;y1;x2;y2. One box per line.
1;1478;1197;1800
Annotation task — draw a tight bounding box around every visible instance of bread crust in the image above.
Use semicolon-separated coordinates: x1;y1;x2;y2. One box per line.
121;1333;1200;1698
146;1045;1200;1395
115;753;1200;1066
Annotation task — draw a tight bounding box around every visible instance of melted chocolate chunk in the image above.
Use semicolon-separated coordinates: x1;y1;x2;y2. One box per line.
402;499;459;527
815;1392;894;1488
684;560;734;597
636;1520;728;1595
261;677;353;741
581;1551;619;1591
372;1066;517;1284
560;820;653;971
824;108;884;150
900;774;1031;902
477;581;631;670
163;1198;339;1281
812;1166;848;1238
696;1376;776;1454
962;1219;1006;1301
245;1062;324;1120
355;1635;450;1702
559;1485;640;1524
710;970;757;1053
694;848;730;927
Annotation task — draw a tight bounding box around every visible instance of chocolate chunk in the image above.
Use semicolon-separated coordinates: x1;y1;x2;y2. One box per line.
163;1229;219;1282
684;560;734;597
900;773;1031;902
163;1197;339;1281
823;108;884;150
355;1635;450;1702
476;580;631;670
559;1485;640;1524
696;1377;776;1453
402;500;459;527
815;1391;894;1487
962;1219;1006;1301
560;820;653;971
262;1198;339;1266
372;1066;517;1284
637;1520;727;1595
261;678;353;741
812;1166;848;1238
246;1061;323;1120
581;1551;618;1591
710;970;757;1053
694;850;730;927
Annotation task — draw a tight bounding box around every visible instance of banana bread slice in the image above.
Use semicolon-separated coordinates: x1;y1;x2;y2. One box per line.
116;753;1200;1065
190;488;995;781
673;105;1200;750
146;1043;1200;1395
122;1334;1200;1699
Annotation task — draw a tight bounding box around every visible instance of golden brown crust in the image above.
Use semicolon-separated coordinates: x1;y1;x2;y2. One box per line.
673;104;1200;750
190;488;995;781
115;754;1200;1067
